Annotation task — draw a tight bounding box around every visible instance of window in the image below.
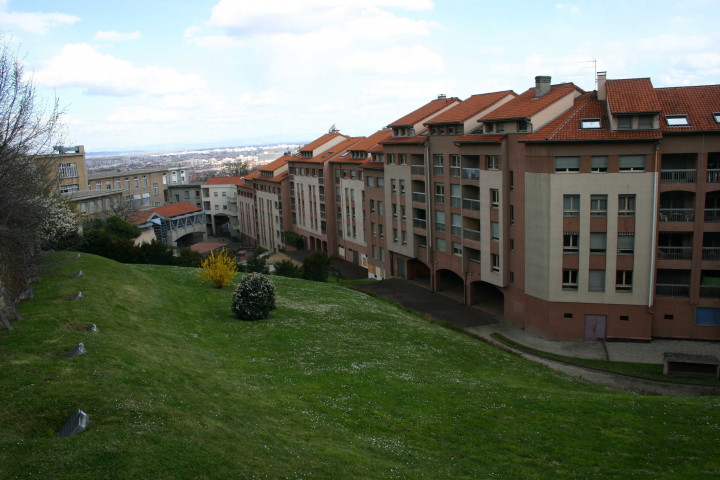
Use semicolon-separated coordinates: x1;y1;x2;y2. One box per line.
436;211;445;232
58;163;78;178
452;242;462;256
400;180;406;194
153;183;158;195
491;222;500;240
380;248;385;261
590;195;607;216
106;181;111;190
509;171;514;190
485;122;494;133
664;314;674;320
563;269;578;290
666;114;689;127
371;222;376;236
563;195;580;216
620;315;629;321
518;120;528;131
555;156;580;172
617;234;635;255
581;118;601;129
436;238;446;252
619;155;645;171
589;269;606;292
214;205;219;210
714;112;720;124
491;189;499;208
370;199;375;213
386;154;394;165
491;254;500;272
486;155;499;170
435;183;445;204
379;224;384;238
401;205;406;220
391;179;397;193
222;191;227;197
378;201;383;216
372;245;378;259
590;233;607;254
450;155;461;177
617;116;632;129
563;233;579;253
564;313;573;319
142;176;148;187
213;191;218;197
433;154;444;175
616;270;633;291
591;156;608;173
125;178;130;189
367;176;375;187
497;122;504;133
638;115;654;129
392;203;397;218
399;154;407;165
116;180;121;189
402;230;407;245
377;178;384;187
134;177;139;188
618;194;636;216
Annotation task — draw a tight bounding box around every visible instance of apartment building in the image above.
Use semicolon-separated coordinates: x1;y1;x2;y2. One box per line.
88;166;188;209
236;177;258;246
167;183;202;209
244;156;291;252
201;177;244;238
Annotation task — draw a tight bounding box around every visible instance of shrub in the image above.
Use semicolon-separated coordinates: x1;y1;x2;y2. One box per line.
301;251;333;282
245;251;269;273
105;216;141;239
231;273;276;321
284;231;304;249
138;239;174;265
273;259;301;278
197;249;237;288
173;247;203;267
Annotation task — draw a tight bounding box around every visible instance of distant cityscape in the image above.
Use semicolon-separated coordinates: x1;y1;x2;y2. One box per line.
86;143;303;183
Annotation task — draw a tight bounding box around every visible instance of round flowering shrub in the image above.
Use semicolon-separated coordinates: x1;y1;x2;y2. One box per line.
231;273;276;321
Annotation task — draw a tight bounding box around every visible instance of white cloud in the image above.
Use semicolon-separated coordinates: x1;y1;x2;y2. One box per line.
554;3;580;14
0;9;79;34
184;26;244;48
107;106;186;124
338;45;444;74
94;30;141;42
35;44;207;96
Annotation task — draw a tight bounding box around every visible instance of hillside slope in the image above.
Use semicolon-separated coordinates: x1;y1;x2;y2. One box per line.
1;252;719;479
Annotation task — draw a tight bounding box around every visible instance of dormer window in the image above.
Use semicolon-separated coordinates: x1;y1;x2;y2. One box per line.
485;123;494;133
518;120;528;132
301;151;312;158
666;114;689;127
617;116;632;129
638;115;654;129
431;126;437;135
447;126;455;135
581;118;601;129
714;112;720;123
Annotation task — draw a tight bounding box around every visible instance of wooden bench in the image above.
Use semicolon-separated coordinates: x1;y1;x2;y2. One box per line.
663;353;720;379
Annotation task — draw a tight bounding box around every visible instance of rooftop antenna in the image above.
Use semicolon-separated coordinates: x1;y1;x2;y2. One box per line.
329;123;339;134
576;58;597;88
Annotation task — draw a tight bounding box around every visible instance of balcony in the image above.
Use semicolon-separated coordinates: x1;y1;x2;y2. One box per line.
703;247;720;261
462;198;480;211
464;228;481;242
708;169;720;183
412;192;426;203
705;209;720;222
659;208;694;222
658;246;692;260
411;165;425;175
655;284;690;297
661;169;697;183
413;218;426;229
461;168;480;180
700;285;720;298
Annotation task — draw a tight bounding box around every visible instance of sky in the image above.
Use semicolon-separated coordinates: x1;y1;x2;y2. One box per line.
3;0;719;153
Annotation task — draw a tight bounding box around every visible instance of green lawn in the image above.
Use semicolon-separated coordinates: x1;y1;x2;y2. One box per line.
1;252;719;479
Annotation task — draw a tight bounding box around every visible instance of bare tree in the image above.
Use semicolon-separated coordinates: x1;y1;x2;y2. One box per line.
0;41;65;328
220;159;251;177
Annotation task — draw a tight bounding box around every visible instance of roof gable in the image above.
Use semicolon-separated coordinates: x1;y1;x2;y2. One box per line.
426;91;516;124
388;97;459;127
606;78;662;114
656;85;720;132
478;83;582;122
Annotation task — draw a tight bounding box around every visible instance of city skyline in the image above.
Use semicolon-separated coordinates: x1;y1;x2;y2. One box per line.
4;0;720;152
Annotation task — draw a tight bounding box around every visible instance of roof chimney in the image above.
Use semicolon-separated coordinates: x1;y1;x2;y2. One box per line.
535;76;551;98
437;94;446;99
597;71;607;101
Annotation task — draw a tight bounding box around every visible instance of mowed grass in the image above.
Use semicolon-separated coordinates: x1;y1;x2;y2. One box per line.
1;253;719;479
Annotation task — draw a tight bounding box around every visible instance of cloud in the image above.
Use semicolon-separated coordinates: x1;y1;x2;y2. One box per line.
554;3;580;14
338;45;444;74
0;9;79;34
94;30;141;42
35;43;207;96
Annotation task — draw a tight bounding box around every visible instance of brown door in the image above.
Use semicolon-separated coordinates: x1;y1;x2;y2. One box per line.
584;315;606;341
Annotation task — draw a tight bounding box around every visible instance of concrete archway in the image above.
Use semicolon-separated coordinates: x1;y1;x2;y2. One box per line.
407;258;431;289
470;281;504;316
435;268;464;302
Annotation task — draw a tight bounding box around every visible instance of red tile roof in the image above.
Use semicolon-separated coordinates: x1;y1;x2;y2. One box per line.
348;129;392;152
360;158;384;170
478;83;583;121
152;202;201;218
381;135;428;145
454;134;506;144
259;155;291;173
388;97;459;127
299;132;348;152
293;137;365;163
126;209;154;225
606;78;661;114
204;176;245;186
523;92;662;143
656;85;720;132
426;91;516;124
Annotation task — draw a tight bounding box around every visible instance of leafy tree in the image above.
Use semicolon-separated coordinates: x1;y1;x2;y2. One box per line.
245;251;269;274
272;259;301;278
220;160;251;177
138;240;174;265
173;247;203;267
197;249;238;288
284;231;304;249
231;273;276;321
105;216;141;239
301;251;333;282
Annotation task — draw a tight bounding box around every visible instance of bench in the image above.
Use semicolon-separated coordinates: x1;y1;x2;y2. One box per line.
663;353;720;379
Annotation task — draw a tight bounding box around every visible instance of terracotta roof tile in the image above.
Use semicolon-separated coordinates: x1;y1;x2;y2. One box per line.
388;97;459;127
523;92;662;142
204;176;245;186
126;209;154;225
381;135;428;145
479;83;583;121
656;85;720;132
152;202;201;218
299;132;348;152
292;137;365;163
259;155;291;172
454;134;506;144
606;78;662;114
426;91;516;124
347;129;392;152
360;158;384;170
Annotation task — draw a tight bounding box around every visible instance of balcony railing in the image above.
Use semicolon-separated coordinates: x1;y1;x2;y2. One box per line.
705;209;720;222
700;285;720;298
450;166;461;178
411;165;425;175
658;246;692;260
464;228;481;242
707;169;720;183
656;284;690;297
461;168;480;180
661;169;696;183
413;218;427;229
462;198;480;211
412;192;426;203
703;247;720;261
659;208;694;222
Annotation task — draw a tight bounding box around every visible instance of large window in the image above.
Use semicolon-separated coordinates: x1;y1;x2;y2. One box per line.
616;270;633;291
491;222;500;240
555;156;580;172
58;162;77;178
617;234;635;255
619;155;646;171
563;195;580;216
590;195;607;217
590;233;607;254
591;156;608;173
563;269;578;290
486;155;499;170
618;194;636;216
436;210;445;232
589;269;606;292
563;233;579;253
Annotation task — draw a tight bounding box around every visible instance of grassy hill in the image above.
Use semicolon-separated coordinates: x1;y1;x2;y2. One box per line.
1;252;719;479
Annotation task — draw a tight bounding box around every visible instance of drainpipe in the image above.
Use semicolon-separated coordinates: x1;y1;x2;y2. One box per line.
649;140;661;309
